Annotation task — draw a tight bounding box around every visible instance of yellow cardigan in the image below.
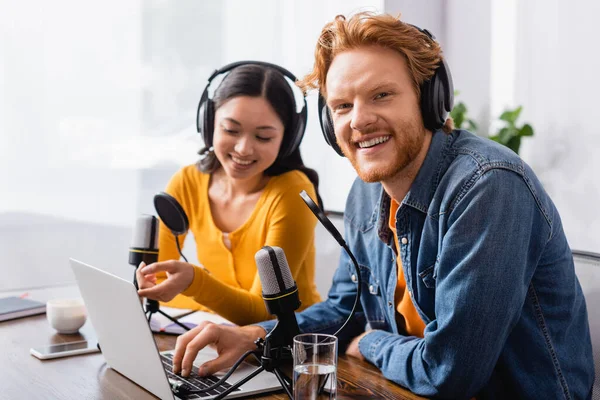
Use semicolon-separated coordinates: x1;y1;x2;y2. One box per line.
156;165;321;325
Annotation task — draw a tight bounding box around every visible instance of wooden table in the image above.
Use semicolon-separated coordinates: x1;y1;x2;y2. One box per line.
0;286;426;400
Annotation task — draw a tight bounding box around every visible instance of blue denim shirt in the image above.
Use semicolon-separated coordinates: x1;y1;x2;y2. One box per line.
259;130;594;399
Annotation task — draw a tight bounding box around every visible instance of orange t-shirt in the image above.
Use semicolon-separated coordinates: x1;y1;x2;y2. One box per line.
389;199;426;337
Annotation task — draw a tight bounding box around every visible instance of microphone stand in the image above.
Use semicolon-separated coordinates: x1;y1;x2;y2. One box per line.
187;287;298;399
133;268;191;332
193;323;294;400
205;288;297;399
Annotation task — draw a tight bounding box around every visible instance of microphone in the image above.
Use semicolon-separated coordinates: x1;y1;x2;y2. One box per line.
128;213;192;332
128;214;159;271
299;190;361;337
255;246;301;349
174;247;299;399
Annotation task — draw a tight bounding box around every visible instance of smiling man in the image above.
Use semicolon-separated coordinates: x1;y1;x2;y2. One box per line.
169;12;594;399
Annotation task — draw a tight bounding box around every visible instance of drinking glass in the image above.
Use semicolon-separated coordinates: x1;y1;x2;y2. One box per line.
293;333;338;399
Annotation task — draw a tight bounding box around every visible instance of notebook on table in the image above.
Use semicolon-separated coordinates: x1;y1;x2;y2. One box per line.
69;258;280;399
149;307;235;335
0;296;46;322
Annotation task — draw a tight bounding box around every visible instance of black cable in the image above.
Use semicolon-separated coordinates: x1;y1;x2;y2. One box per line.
133;269;139;290
174;349;258;394
175;235;188;263
332;243;362;337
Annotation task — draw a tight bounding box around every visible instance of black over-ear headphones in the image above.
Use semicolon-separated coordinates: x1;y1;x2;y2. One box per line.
317;24;454;157
196;61;308;159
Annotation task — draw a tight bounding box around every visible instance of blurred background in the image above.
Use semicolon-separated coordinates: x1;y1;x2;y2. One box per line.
1;0;598;296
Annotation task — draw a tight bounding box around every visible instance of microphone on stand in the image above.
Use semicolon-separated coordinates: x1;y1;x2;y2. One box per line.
212;246;300;399
255;246;301;349
129;215;159;268
129;213;190;331
170;246;300;400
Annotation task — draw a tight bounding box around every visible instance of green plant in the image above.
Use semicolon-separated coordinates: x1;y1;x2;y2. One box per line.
449;92;478;132
488;106;534;155
449;91;534;155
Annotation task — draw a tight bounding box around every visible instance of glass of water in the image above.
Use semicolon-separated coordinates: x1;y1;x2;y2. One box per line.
293;333;338;399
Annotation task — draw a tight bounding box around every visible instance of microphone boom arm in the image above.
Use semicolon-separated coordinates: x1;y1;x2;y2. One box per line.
299;190;362;338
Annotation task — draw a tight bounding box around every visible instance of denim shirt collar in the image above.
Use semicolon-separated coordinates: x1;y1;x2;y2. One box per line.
375;130;451;245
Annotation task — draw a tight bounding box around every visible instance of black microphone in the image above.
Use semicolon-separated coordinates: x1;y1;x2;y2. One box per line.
255;246;301;349
128;214;159;271
299;190;361;337
129;213;192;331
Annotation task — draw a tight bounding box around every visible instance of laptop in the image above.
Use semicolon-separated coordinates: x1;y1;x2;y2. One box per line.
69;258;281;399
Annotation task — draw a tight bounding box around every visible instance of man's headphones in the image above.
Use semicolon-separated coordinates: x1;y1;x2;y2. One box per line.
196;61;308;159
317;24;454;157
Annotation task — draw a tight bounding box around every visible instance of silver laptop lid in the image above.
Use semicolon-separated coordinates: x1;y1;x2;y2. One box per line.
69;258;281;399
70;258;175;399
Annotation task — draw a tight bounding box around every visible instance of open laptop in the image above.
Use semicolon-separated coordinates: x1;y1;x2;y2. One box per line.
69;258;280;399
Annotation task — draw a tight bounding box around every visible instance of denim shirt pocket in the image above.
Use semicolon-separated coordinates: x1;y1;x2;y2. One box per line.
418;262;437;289
350;263;387;330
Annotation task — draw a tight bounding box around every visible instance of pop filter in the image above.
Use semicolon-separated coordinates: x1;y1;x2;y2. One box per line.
153;192;189;263
153;192;189;236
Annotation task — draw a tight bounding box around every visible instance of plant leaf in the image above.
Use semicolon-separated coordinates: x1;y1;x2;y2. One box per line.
507;136;521;154
519;124;534;137
499;106;522;124
497;127;515;143
467;120;478;132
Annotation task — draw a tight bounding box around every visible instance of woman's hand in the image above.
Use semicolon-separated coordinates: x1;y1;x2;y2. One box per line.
136;260;196;302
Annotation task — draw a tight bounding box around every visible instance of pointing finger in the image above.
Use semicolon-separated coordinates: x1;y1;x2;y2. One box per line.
141;260;179;275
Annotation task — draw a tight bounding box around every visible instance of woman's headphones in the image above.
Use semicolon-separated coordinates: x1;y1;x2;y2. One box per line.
317;24;454;157
196;61;308;158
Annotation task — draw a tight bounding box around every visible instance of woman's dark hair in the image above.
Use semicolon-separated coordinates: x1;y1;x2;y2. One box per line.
197;64;323;207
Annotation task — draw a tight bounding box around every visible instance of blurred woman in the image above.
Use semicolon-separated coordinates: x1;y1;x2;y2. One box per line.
136;62;322;325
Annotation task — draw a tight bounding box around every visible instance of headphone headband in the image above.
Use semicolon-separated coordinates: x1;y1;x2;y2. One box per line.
196;61;308;159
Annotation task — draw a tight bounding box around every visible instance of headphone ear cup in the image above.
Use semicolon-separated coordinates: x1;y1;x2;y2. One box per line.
202;99;214;147
197;87;215;147
420;59;454;131
280;104;307;158
440;58;454;119
318;94;344;157
420;75;437;130
289;111;305;157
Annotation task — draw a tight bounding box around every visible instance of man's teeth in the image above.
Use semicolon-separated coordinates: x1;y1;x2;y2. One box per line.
358;136;390;148
232;156;253;165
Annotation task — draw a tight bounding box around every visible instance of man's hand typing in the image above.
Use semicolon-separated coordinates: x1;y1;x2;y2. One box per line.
172;321;267;377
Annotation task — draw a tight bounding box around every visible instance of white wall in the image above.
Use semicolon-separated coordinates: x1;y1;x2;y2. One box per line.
384;0;600;252
0;1;145;227
515;0;600;251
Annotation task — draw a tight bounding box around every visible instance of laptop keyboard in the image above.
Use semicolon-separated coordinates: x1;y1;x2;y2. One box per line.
160;353;240;399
